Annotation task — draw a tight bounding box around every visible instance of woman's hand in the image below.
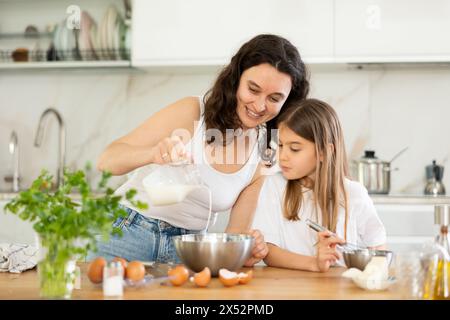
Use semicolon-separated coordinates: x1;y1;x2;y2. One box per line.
150;135;190;164
315;231;345;272
243;229;269;267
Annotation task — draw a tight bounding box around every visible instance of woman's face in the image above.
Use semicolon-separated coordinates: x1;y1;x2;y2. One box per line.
236;63;292;130
278;124;318;181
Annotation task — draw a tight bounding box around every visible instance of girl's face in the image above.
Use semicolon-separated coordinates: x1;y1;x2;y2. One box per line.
236;63;292;130
278;124;318;181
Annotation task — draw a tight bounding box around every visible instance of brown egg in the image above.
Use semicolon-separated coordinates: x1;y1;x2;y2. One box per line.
191;267;211;287
125;261;146;282
113;257;128;276
87;257;107;284
238;270;253;284
218;268;240;287
168;265;190;286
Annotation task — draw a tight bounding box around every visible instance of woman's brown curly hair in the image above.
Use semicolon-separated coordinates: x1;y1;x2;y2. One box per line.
203;34;310;157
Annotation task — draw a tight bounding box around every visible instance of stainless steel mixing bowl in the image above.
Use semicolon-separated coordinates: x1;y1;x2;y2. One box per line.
172;233;254;276
343;249;394;270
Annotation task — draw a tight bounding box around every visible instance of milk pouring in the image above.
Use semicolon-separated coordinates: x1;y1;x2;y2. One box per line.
142;161;215;232
142;160;205;204
144;185;199;206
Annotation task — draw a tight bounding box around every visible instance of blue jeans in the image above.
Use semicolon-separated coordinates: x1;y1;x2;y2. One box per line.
86;206;197;263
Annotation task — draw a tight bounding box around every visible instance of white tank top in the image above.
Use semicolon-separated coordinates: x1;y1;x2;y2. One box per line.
114;96;261;230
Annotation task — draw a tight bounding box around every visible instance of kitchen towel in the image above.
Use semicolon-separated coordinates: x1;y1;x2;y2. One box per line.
0;243;39;273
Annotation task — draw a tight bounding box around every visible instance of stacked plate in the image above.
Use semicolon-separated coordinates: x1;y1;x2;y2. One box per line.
53;20;77;60
97;5;129;60
78;11;98;61
51;6;130;61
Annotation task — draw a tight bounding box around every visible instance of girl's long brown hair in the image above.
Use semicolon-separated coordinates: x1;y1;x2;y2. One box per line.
203;34;309;150
277;99;350;239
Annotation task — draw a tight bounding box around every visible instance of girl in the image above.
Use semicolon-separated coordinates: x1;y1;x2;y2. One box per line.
88;34;310;266
251;98;387;272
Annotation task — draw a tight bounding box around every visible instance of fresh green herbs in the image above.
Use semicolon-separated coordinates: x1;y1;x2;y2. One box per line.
4;168;148;260
5;168;147;298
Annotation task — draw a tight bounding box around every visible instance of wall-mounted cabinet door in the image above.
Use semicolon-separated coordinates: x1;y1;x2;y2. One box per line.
335;0;450;61
132;0;334;66
374;204;436;252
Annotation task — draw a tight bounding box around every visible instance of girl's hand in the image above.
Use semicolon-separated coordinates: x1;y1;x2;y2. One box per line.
244;229;269;267
316;231;345;272
150;135;189;164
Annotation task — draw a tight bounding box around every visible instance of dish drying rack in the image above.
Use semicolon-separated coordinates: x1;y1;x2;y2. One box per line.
0;48;131;63
0;4;132;67
0;30;130;64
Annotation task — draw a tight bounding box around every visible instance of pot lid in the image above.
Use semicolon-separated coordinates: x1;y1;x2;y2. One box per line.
357;150;389;164
363;150;376;159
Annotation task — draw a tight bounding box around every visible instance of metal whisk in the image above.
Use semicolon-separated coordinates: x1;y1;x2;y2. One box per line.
304;219;367;252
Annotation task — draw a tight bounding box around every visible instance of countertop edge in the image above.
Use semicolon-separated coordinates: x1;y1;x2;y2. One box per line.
2;192;450;205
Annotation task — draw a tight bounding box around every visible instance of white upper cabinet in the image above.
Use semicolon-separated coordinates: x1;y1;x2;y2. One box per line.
131;0;334;66
335;0;450;62
132;0;450;66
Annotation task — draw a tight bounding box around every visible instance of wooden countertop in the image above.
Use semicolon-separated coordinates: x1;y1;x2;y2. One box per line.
0;263;402;300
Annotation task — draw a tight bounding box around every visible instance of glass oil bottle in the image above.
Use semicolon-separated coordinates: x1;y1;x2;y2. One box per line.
422;205;450;300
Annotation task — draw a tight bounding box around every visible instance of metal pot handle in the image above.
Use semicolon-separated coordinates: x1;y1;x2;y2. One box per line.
383;167;399;172
389;147;409;163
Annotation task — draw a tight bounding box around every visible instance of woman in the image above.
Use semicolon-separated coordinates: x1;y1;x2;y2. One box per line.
89;34;310;266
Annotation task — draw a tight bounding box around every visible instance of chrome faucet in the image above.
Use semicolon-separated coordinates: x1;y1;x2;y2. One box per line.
8;131;20;192
34;108;66;189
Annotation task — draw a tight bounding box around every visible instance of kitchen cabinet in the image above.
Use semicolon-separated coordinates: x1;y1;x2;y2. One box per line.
2;0;449;69
131;0;335;66
334;0;450;62
374;203;438;252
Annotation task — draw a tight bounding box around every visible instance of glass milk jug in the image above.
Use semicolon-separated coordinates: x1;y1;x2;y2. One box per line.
142;160;205;206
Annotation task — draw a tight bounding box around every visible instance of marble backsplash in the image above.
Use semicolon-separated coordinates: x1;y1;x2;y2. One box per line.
1;64;449;194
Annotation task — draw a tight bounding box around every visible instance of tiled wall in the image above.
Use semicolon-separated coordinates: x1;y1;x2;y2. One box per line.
1;64;450;195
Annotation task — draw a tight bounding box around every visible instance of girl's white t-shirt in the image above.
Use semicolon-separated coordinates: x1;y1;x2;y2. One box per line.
251;173;386;264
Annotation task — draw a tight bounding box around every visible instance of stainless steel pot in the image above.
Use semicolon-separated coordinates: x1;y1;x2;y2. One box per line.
351;151;391;194
351;148;408;194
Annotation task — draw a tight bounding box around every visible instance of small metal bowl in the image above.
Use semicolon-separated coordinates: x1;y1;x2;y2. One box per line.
343;249;394;270
172;233;254;276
